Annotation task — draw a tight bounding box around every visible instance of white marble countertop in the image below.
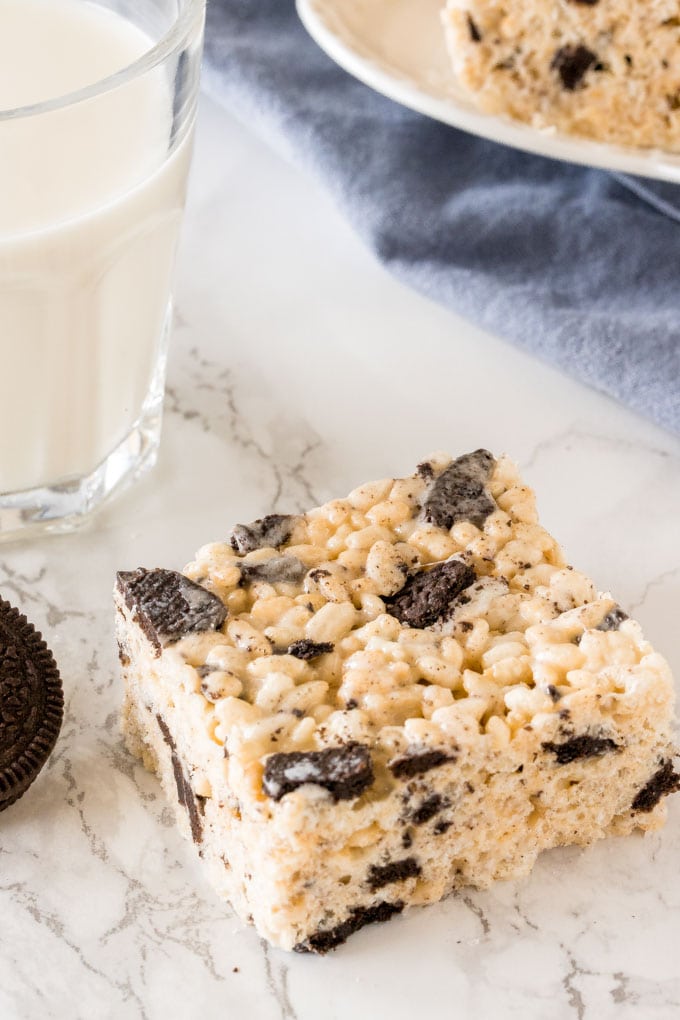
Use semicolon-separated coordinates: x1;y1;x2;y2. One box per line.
3;94;680;1020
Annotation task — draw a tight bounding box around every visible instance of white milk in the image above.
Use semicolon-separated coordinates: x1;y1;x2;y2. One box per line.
0;0;192;493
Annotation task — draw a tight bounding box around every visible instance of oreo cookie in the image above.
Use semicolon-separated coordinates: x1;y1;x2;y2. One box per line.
389;748;455;779
294;900;404;954
116;568;227;656
409;793;447;825
385;559;476;630
285;640;334;660
0;598;63;812
542;732;619;764
422;449;496;531
229;514;299;555
551;44;597;91
262;742;374;802
366;857;421;891
597;606;628;632
239;556;307;587
156;714;203;843
631;760;680;813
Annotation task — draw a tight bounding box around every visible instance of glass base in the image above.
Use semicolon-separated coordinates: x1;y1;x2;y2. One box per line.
0;309;171;543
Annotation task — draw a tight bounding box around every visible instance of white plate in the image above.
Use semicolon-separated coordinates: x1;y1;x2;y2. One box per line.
297;0;680;183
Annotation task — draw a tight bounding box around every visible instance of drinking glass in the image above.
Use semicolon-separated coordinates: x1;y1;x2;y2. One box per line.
0;0;206;539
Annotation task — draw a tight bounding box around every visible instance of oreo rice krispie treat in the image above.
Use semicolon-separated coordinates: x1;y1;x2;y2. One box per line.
115;451;678;952
443;0;680;150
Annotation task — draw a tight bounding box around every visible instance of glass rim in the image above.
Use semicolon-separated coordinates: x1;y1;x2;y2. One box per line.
0;0;205;122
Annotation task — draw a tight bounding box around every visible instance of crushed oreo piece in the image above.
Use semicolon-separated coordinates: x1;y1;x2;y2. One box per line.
416;461;435;481
308;568;331;583
631;760;680;813
385;559;476;630
117;568;227;656
389;748;455;779
239;556;306;587
229;514;298;555
294;901;404;954
285;640;334;660
411;793;446;825
597;606;628;632
367;857;421;891
547;684;562;703
422;449;496;531
156;714;203;843
551;44;597;91
263;742;374;802
543;733;619;764
434;819;452;835
467;13;482;41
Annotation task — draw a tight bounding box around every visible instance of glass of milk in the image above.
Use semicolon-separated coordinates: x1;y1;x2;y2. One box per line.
0;0;205;539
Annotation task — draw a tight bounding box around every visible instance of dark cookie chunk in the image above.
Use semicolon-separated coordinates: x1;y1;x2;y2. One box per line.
385;560;476;630
547;684;562;703
597;606;628;632
434;819;452;835
631;760;680;813
308;568;331;582
156;714;203;843
229;514;298;555
367;857;421;891
294;901;404;954
551;44;597;91
263;742;374;802
416;461;435;481
543;733;619;764
117;568;227;656
467;13;482;41
411;793;446;825
389;748;456;779
422;449;496;531
239;556;306;587
285;640;334;660
0;599;63;812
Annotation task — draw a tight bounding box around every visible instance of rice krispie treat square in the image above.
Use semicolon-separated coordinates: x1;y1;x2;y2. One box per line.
115;451;678;952
443;0;680;150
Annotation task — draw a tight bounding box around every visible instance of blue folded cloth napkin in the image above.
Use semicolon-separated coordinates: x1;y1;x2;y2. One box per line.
203;0;680;435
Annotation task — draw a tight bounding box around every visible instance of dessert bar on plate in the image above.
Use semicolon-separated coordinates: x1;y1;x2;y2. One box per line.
443;1;680;150
115;450;678;952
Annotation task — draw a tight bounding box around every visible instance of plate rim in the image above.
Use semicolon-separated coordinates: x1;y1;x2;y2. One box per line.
297;0;680;184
